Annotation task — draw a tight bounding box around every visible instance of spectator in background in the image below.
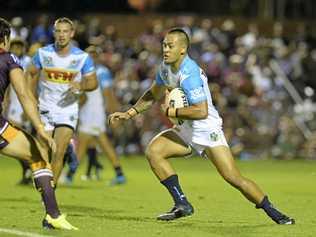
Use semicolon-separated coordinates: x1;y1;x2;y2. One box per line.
30;14;54;44
10;17;29;41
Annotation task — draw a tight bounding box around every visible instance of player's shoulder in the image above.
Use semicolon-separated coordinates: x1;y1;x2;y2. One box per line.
39;44;55;53
96;64;109;72
70;45;88;56
181;56;200;74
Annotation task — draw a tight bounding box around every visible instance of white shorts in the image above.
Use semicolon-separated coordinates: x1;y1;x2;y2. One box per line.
40;110;78;131
78;123;106;136
78;111;106;136
171;125;228;156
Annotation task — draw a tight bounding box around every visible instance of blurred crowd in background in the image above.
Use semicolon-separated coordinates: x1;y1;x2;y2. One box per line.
7;13;316;160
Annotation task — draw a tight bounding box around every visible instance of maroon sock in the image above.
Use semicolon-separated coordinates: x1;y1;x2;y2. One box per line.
33;169;60;218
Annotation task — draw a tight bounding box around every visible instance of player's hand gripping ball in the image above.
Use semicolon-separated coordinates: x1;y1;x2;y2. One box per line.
166;87;189;125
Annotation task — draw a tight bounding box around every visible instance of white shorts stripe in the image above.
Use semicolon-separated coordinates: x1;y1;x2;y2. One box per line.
0;122;9;134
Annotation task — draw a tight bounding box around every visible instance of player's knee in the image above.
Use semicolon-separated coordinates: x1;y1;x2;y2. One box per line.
145;144;164;161
222;173;244;188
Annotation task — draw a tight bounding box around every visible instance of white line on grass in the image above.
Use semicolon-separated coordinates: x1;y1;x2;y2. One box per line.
0;228;55;237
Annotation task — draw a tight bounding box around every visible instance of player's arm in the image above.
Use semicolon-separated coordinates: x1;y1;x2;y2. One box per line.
69;54;98;92
9;68;55;149
78;93;87;107
164;70;208;120
80;72;98;91
133;81;165;113
26;52;42;100
103;87;120;113
108;81;165;124
2;85;10;117
166;100;208;120
10;68;44;130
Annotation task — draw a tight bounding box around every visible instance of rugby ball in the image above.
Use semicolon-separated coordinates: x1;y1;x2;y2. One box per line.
166;87;189;125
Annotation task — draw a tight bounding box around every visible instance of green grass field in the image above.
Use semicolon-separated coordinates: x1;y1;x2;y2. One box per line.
0;156;315;237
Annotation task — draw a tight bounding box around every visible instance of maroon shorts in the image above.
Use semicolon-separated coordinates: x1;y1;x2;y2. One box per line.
0;121;20;149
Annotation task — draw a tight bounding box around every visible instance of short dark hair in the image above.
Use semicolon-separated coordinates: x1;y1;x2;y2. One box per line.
167;27;190;49
0;18;11;44
10;37;26;47
54;17;74;30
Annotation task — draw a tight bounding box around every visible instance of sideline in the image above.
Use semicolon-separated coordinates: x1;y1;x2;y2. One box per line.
0;227;55;237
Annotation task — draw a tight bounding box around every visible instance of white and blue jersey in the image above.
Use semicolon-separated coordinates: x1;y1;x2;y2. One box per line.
156;55;227;153
32;44;95;114
156;55;223;131
79;64;113;135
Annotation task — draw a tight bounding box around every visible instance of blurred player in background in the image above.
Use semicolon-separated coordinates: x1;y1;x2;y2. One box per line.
70;45;126;185
109;28;295;224
0;17;77;230
27;17;98;184
5;38;32;184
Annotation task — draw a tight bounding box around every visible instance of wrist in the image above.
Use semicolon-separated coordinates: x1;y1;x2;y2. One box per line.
166;107;177;117
126;107;139;119
74;84;83;94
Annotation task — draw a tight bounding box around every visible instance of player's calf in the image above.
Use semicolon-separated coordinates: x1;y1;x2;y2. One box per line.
31;161;78;229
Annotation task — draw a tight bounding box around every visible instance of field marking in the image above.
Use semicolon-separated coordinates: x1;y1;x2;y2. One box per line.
0;228;55;237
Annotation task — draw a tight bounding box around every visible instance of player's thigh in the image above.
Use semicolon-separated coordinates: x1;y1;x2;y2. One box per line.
204;146;241;178
1;130;42;163
97;133;115;151
53;126;74;155
146;129;192;158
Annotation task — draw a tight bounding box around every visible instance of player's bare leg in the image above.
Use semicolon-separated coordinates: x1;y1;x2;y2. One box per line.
98;133;126;185
205;146;294;224
1;128;77;230
145;129;193;220
77;132;93;162
51;126;74;184
76;132;95;180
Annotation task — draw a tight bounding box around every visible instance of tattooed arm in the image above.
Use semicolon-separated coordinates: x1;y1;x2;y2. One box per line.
108;81;165;125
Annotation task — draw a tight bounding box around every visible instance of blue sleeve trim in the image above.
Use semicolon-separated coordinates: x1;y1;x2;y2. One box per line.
32;51;42;69
98;68;113;89
181;71;207;105
82;55;95;75
155;71;164;86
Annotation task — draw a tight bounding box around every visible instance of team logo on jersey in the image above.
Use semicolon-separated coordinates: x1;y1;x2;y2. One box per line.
69;59;80;69
161;68;168;80
43;56;53;66
189;87;205;101
43;68;78;83
210;132;219;141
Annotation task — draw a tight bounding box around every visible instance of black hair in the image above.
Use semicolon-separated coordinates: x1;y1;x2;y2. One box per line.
167;27;190;49
0;18;11;44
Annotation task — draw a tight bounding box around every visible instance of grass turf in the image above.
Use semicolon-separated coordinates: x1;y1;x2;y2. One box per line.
0;156;315;237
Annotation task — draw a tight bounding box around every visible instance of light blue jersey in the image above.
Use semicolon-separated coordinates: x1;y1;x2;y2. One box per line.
32;44;95;112
156;55;223;132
